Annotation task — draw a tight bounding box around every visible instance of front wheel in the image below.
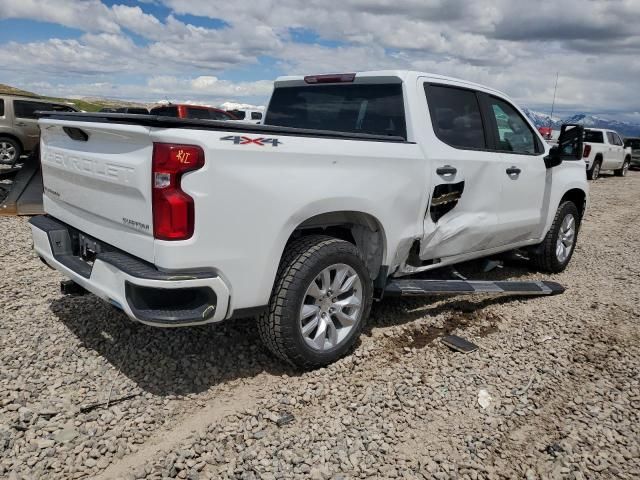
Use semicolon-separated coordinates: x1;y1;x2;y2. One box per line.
614;157;630;177
529;201;580;273
258;235;372;369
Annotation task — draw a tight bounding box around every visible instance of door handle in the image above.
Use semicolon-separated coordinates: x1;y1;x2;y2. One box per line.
16;122;27;127
506;166;522;175
436;165;457;176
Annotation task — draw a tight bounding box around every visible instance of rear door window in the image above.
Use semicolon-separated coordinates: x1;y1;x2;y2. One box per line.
265;83;407;139
251;111;263;120
584;130;604;143
14;100;75;118
14;100;49;119
424;84;486;149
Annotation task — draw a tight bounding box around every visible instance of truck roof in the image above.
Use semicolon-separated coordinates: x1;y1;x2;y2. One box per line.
0;94;72;105
274;70;509;99
585;127;619;134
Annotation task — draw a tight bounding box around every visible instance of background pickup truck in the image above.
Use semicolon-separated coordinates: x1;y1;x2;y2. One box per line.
582;128;632;180
30;70;588;368
624;137;640;169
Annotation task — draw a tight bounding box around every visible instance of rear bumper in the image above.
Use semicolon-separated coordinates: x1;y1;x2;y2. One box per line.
29;215;230;327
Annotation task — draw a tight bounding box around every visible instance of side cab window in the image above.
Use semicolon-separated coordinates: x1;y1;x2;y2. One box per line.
613;133;623;146
606;132;617;145
424;84;487;150
484;96;542;155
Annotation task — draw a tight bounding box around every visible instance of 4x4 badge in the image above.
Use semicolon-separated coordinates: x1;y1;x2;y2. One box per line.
220;135;281;147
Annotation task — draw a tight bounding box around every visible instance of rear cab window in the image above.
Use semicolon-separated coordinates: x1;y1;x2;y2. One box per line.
265;83;407;139
150;106;179;117
185;107;211;120
584;130;604;143
251;111;263;120
227;110;245;120
0;99;4;117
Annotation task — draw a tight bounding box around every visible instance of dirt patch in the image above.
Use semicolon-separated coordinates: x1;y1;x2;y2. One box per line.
388;310;501;351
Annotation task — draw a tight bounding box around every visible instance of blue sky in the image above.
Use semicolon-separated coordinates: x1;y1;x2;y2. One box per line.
0;0;639;121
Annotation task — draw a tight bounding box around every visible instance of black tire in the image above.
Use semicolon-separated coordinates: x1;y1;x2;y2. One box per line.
614;157;630;177
0;136;22;166
587;157;601;180
258;235;372;369
529;201;580;273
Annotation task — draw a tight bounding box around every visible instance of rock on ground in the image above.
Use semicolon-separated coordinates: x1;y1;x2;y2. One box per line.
1;172;639;479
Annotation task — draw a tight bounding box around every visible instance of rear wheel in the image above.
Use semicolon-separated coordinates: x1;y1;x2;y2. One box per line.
258;235;372;369
614;157;630;177
530;201;579;273
0;137;21;165
587;158;601;180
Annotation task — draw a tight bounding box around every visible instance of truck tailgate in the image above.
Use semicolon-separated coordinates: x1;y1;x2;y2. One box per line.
39;119;155;262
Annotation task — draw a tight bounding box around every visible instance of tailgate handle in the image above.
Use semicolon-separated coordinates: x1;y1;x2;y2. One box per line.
63;127;89;142
436;165;457;176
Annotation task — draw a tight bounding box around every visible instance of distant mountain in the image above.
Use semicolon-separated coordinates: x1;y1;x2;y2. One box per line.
0;83;39;97
523;108;640;137
521;108;561;129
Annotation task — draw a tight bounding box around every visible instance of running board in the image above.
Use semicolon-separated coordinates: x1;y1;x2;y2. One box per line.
385;279;565;297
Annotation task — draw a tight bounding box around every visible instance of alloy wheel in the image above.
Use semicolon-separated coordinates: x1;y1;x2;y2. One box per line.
299;263;363;351
0;142;17;163
556;214;576;263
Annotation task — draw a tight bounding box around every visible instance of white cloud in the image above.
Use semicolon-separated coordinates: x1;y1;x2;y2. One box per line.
0;0;639;116
0;0;119;32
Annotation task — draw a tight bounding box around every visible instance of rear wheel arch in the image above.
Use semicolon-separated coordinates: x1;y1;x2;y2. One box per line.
0;133;25;153
285;211;387;282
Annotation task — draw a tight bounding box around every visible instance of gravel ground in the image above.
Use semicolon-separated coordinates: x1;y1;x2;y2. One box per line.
1;172;639;480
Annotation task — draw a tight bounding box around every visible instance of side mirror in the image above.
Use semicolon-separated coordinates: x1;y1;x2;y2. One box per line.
544;123;584;169
545;146;563;168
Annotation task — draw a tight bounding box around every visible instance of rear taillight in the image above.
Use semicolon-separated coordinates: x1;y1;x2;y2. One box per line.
152;143;204;240
583;144;591;158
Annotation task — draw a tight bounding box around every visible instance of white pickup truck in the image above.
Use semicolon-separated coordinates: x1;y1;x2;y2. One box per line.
30;71;588;368
582;128;632;180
